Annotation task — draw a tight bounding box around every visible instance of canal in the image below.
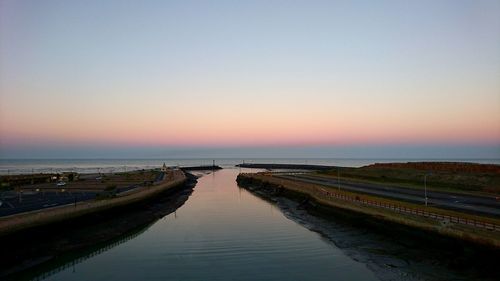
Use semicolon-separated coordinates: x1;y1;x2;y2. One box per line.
24;168;497;281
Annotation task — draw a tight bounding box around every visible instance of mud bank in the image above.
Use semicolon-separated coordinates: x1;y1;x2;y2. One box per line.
238;179;500;281
0;173;199;280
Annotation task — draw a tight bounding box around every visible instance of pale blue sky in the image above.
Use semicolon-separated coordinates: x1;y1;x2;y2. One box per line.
1;0;499;158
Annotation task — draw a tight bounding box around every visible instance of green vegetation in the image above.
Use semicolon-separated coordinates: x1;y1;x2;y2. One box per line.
317;162;500;195
98;184;117;199
238;173;500;248
105;184;117;191
0;171;187;237
0;182;11;190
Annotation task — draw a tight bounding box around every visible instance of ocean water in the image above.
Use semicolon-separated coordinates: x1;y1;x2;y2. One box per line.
0;158;498;175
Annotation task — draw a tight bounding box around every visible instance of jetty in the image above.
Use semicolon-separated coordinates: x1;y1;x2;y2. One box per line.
180;165;222;171
236;163;333;170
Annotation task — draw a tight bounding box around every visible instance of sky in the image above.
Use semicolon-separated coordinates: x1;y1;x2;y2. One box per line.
1;0;499;159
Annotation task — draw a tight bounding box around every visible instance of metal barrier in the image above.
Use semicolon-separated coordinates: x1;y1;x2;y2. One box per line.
242;173;500;232
317;187;500;231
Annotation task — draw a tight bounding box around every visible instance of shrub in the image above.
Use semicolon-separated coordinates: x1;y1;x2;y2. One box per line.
105;184;117;191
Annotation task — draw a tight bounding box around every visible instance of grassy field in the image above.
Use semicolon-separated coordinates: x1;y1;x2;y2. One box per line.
316;162;500;195
4;170;163;192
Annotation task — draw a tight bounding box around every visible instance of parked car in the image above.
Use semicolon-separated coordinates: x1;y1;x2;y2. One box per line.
56;181;66;187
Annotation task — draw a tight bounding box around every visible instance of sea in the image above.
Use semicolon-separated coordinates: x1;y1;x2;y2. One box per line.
1;158;498;175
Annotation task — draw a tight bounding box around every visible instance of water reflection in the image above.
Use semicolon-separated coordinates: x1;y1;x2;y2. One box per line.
31;222;154;281
4;182;195;281
239;172;499;281
30;169;378;281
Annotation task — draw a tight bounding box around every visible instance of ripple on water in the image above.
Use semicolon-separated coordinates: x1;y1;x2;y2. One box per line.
36;169;379;281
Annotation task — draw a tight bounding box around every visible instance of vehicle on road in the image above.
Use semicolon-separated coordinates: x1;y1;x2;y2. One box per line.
56;181;66;187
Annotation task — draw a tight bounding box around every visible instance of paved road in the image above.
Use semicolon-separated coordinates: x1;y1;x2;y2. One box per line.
0;191;99;217
0;172;166;217
277;174;500;217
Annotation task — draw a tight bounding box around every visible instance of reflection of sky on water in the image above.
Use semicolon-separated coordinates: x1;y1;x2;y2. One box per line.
42;169;378;281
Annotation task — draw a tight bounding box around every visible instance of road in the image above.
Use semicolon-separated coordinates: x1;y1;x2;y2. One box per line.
0;191;99;217
0;172;166;217
277;174;500;217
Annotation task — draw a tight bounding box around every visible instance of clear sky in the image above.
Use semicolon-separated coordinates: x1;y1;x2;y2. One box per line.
1;0;499;159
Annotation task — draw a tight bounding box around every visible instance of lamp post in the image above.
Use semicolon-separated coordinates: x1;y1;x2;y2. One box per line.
337;167;340;191
424;173;432;206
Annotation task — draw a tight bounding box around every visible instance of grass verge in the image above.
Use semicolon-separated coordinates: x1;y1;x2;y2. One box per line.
238;172;500;248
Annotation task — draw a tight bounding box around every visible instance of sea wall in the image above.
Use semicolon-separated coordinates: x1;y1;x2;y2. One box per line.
237;173;500;248
0;170;186;237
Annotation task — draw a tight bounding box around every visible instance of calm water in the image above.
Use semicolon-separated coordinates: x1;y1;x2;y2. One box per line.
1;158;498;175
33;168;379;281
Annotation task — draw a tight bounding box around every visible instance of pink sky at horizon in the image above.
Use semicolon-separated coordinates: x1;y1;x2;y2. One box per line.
2;102;498;148
1;0;499;157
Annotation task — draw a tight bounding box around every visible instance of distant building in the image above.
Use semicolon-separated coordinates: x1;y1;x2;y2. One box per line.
161;163;168;172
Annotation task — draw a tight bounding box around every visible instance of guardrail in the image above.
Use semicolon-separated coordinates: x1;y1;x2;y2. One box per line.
317;187;500;232
242;173;500;232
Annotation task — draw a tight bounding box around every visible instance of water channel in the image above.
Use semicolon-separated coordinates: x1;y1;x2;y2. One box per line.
24;168;497;281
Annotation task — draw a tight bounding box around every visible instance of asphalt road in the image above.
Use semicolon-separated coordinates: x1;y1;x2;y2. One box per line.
277;174;500;217
0;172;166;217
0;191;99;217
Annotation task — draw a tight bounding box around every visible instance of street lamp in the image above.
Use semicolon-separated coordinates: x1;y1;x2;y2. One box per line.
424;173;432;206
337;167;340;191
